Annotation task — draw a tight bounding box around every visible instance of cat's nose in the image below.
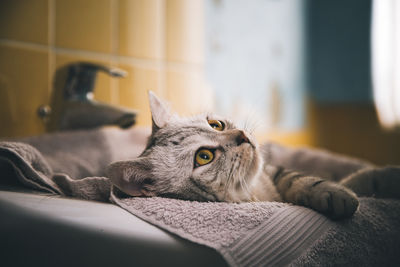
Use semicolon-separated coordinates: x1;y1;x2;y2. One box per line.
236;130;250;146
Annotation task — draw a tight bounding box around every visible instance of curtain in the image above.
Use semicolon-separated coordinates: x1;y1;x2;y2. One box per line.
372;0;400;129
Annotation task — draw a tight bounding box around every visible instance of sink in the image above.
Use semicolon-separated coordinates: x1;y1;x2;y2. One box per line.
0;186;227;267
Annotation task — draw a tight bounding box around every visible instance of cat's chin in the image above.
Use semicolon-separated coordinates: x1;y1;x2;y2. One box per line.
225;145;262;202
244;144;262;179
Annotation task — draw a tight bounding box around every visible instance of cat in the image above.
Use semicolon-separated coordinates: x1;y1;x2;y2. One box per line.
106;91;400;219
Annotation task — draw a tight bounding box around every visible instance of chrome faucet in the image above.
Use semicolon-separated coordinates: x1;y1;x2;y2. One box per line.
39;62;136;131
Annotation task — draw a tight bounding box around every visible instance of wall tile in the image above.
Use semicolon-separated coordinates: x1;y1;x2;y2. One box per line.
0;45;49;137
54;54;116;104
55;0;112;53
119;0;163;59
166;69;213;115
0;0;49;44
166;0;204;64
118;64;160;126
0;0;208;137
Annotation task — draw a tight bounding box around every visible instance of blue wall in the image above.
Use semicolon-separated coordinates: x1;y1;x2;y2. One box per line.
307;0;373;103
205;0;307;131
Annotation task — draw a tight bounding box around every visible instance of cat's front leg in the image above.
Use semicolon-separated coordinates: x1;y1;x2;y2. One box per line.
340;166;400;199
272;167;359;220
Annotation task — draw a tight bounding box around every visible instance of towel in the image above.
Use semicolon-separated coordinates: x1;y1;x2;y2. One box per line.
1;127;399;266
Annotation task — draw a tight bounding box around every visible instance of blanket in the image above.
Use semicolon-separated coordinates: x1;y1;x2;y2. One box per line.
0;127;399;267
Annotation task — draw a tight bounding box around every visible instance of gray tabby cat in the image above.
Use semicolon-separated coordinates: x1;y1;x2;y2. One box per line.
107;91;400;219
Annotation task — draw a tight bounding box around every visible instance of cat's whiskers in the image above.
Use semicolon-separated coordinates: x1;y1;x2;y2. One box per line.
249;119;263;135
240;174;256;202
243;117;251;133
225;151;255;202
223;154;239;200
223;168;234;200
241;113;262;136
238;175;251;201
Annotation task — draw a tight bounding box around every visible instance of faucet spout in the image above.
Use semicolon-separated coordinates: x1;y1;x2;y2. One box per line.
58;100;136;131
42;62;137;132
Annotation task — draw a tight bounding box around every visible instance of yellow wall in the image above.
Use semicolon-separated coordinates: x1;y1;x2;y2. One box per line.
308;102;400;166
0;0;208;138
258;101;400;166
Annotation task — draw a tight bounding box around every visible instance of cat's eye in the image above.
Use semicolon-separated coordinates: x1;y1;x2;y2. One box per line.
208;119;225;131
195;149;214;166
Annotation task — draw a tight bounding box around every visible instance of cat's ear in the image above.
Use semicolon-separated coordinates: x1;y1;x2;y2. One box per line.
148;90;171;130
106;158;155;197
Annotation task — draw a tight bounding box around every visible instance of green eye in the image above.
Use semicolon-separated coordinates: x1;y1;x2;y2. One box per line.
195;149;214;166
208;120;225;131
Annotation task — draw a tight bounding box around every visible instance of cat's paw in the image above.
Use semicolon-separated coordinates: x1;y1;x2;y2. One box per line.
309;182;359;220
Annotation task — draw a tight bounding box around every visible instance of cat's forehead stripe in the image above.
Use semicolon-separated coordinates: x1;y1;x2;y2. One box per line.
155;126;213;144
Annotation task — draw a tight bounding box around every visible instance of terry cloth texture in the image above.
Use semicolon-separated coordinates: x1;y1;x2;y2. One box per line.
1;127;400;267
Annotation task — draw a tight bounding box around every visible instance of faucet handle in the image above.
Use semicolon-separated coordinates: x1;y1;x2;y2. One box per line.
89;63;127;78
62;62;127;100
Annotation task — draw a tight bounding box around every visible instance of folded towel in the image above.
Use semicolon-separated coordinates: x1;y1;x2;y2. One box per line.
1;127;399;266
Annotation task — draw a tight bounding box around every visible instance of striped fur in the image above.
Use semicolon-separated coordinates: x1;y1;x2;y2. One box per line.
267;166;359;219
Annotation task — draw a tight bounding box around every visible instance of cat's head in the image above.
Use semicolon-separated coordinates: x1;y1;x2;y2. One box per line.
107;91;262;202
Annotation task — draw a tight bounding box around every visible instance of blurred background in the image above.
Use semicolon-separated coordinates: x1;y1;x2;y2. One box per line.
0;0;399;165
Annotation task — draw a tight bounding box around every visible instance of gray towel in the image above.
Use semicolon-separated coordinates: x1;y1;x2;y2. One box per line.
1;127;399;266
